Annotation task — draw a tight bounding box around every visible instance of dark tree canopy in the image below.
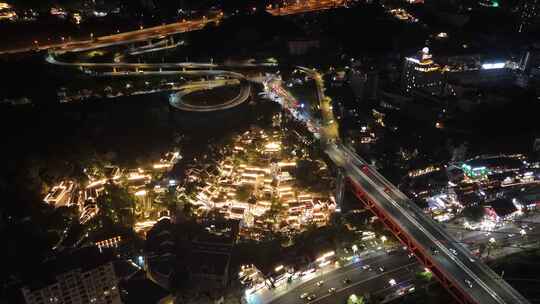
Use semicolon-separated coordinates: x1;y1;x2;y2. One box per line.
461;204;485;222
294;159;320;188
236;184;254;202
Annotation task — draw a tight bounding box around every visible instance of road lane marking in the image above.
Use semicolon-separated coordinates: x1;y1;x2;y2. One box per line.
308;262;417;304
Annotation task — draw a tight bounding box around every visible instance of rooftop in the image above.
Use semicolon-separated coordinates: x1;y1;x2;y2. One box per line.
120;271;170;304
189;251;231;277
516;186;540;203
466;156;523;171
488;199;518;218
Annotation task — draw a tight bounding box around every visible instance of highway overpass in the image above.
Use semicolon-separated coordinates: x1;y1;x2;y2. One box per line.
45;53;277;71
326;143;530;304
169;78;251;112
267;68;531;304
267;0;349;16
0;15;222;55
46;52;253;112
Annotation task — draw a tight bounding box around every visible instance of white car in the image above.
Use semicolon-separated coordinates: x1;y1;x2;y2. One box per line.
449;248;458;256
464;279;473;288
316;280;324;287
300;293;309;299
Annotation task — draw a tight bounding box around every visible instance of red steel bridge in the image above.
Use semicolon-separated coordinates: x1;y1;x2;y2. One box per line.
327;143;530;304
266;67;529;304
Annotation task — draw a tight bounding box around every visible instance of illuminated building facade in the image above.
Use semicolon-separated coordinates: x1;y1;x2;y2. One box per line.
0;2;16;20
520;46;540;75
21;247;122;304
401;47;444;95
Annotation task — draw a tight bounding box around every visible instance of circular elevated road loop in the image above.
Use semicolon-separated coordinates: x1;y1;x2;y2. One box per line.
46;52;253;112
169;75;252;112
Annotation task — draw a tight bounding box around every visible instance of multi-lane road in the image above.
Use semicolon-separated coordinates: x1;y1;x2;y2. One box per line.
326;144;530;304
300;66;529;304
264;68;531;304
0;0;354;55
46;52;258;112
0;15;222;55
5;10;534;300
267;0;349;16
250;220;539;304
268;252;418;304
169;78;251;112
2;0;349;56
44;45;269;112
46;53;277;70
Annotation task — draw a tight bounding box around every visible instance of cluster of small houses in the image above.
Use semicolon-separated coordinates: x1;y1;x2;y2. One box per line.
183;129;336;239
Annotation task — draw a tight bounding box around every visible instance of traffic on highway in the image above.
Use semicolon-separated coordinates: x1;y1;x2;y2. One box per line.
266;252;418;304
327;143;529;304
263;67;530;304
0;14;223;55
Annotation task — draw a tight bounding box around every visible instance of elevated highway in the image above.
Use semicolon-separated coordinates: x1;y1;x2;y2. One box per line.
46;53;252;112
46;53;277;70
169;78;251;112
266;67;531;304
0;16;222;55
326;144;529;304
267;0;349;16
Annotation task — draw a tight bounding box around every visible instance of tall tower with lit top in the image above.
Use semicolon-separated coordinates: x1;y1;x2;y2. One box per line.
401;47;444;95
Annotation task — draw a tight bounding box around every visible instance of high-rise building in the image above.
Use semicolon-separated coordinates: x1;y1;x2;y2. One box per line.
519;46;540;75
517;0;540;33
349;69;379;103
517;45;540;88
401;47;444;95
365;70;379;100
21;247;122;304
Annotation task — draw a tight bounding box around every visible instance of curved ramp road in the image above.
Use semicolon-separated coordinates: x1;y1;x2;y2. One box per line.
169;78;251;112
47;53;252;112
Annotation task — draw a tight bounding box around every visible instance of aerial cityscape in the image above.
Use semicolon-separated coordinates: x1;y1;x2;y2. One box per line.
1;0;540;304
